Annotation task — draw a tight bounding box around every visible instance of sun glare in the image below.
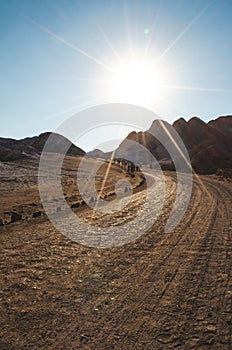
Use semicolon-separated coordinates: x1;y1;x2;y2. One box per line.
105;58;167;107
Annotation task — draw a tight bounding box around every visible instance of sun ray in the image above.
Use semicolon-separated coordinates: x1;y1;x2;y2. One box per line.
143;0;163;61
96;150;116;206
163;84;232;94
21;13;112;72
153;2;212;64
94;22;121;62
42;74;109;83
87;150;116;238
158;120;192;171
123;2;134;59
158;120;212;198
158;120;214;217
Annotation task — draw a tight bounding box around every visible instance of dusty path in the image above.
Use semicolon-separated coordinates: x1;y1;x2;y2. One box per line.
0;173;231;349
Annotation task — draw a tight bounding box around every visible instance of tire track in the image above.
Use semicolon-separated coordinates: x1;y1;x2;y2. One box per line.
81;175;232;349
1;173;231;350
150;177;232;349
106;176;218;338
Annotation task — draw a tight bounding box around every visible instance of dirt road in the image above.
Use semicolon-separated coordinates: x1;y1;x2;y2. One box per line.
0;173;231;349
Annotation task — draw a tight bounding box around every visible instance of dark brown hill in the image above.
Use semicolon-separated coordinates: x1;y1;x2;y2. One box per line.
173;116;232;173
116;116;232;174
0;132;85;162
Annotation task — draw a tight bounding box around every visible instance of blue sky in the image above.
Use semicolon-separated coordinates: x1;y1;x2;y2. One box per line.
1;0;232;150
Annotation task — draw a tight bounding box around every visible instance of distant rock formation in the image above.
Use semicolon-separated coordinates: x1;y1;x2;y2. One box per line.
116;115;232;174
172;116;232;173
0;132;85;162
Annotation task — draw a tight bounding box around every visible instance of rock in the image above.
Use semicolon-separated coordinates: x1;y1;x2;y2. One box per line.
71;202;80;209
11;212;22;222
0;219;4;226
90;196;95;204
80;334;89;343
32;211;41;218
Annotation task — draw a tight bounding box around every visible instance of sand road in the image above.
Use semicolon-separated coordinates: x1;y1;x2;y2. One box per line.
0;173;231;349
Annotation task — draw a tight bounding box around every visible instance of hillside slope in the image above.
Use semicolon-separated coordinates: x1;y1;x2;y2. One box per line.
116;115;232;174
0;132;85;162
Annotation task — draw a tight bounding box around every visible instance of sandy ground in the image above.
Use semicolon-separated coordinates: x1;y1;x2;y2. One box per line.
0;155;143;225
0;159;232;349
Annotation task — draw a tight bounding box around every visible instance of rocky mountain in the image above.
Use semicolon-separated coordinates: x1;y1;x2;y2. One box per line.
173;116;232;173
0;132;85;162
116;116;232;174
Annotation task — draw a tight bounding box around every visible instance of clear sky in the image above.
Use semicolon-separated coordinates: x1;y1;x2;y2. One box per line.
1;0;232;150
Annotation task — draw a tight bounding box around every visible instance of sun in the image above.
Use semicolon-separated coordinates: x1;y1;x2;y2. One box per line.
105;57;167;107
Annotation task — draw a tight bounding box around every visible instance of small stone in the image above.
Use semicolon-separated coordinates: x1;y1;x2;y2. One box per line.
206;324;216;332
11;212;22;222
32;211;41;218
80;334;88;343
71;202;80;209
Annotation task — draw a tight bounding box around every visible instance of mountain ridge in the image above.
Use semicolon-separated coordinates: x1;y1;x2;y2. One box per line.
115;115;232;174
1;115;231;174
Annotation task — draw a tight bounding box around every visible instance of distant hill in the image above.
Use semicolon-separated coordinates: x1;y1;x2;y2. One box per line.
0;132;85;162
116;115;232;174
87;149;106;159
